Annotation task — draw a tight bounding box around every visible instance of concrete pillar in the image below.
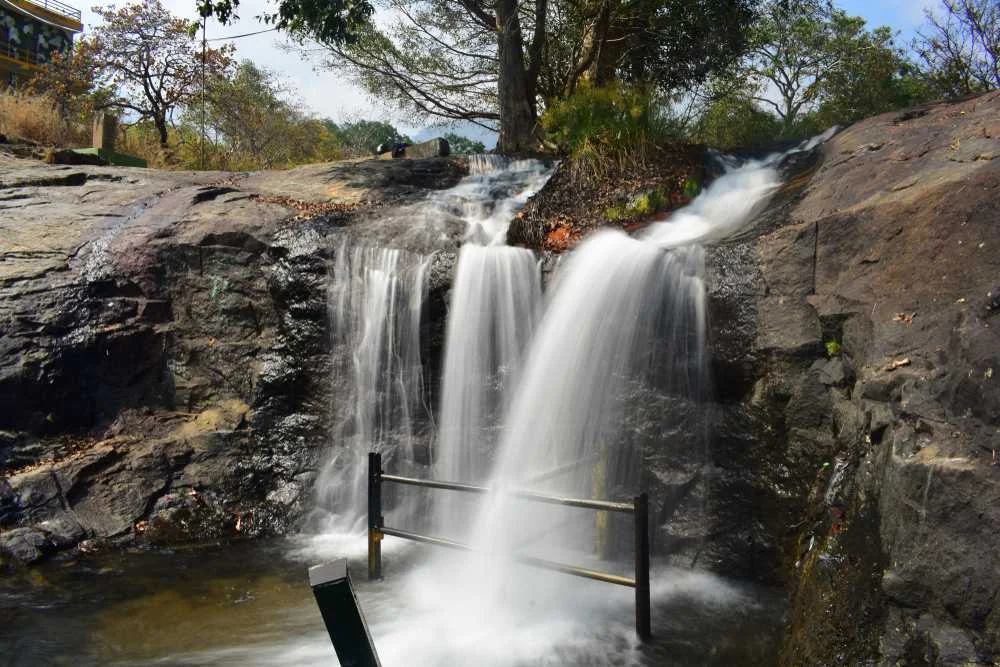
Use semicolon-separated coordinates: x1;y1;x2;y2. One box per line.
92;111;117;153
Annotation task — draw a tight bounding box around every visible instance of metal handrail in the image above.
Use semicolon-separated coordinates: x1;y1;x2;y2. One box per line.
19;0;82;22
367;452;652;640
0;38;41;67
380;472;636;513
379;526;639;588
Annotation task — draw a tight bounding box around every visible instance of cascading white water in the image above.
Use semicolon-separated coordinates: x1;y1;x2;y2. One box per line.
434;245;541;539
304;157;554;559
461;234;709;612
430;156;552;538
421;143;816;663
312;240;430;537
431;155;552;244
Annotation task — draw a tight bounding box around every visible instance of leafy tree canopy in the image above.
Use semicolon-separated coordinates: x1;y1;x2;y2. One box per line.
442;132;486;155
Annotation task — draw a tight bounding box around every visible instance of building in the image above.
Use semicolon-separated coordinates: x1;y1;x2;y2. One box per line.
0;0;82;88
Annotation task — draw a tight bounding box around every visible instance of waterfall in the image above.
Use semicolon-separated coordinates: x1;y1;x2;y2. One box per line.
461;234;709;609
434;245;541;539
306;156;554;552
312;240;431;537
297;135;831;664
447;144;814;639
430;157;552;539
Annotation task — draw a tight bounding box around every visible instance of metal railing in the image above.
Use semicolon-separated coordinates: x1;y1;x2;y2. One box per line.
0;38;41;67
19;0;82;22
366;451;652;640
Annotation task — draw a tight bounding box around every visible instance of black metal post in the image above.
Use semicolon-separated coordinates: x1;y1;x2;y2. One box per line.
309;559;382;666
368;452;383;580
634;493;651;641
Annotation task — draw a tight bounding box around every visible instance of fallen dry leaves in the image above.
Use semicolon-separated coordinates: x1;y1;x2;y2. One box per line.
249;194;360;220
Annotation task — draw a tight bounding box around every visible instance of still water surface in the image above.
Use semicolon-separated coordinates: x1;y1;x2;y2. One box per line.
1;538;784;666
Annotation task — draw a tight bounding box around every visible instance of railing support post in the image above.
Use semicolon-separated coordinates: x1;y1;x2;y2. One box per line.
368;452;383;580
309;559;382;666
634;493;651;641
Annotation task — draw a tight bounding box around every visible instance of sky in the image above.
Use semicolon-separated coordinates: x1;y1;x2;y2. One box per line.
77;0;944;142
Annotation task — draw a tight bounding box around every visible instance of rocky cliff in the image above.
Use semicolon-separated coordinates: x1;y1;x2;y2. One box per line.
0;155;466;564
703;92;1000;664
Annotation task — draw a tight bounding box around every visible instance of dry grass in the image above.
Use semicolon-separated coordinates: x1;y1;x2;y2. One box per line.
0;91;90;147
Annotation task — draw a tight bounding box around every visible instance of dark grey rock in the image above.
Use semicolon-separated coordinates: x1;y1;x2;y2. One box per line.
0;527;47;564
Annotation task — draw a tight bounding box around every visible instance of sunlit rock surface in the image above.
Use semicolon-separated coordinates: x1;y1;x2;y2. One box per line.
701;92;1000;663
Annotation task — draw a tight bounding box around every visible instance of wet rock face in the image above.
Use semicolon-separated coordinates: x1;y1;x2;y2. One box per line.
699;92;1000;663
0;154;467;566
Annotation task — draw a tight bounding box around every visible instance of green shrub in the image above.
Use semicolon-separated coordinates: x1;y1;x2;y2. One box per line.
682;177;701;199
825;340;842;357
541;83;681;182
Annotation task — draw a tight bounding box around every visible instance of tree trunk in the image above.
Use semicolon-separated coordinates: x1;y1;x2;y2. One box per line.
495;0;540;153
154;113;169;148
585;1;615;86
565;0;613;95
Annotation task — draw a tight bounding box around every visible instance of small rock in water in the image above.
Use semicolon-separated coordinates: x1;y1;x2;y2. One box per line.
985;288;1000;315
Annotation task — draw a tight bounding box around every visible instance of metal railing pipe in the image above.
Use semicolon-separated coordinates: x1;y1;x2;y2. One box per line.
379;526;638;588
634;493;651;640
371;455;653;641
380;473;635;513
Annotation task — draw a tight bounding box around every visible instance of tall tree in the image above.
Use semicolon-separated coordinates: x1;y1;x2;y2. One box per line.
199;0;754;152
914;0;1000;97
743;0;922;131
88;0;233;147
199;60;340;168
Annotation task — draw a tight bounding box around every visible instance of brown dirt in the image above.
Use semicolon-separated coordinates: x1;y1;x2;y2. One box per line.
508;143;707;251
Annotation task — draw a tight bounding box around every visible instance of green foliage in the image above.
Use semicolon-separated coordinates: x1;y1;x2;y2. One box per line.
197;0;759;153
542;83;683;181
114;61;342;170
180;60;342;170
693;84;784;148
442;132;486;155
543;83;655;153
688;0;940;149
613;0;757;92
682;178;701;199
812;20;934;126
825;340;842;357
196;0;373;44
741;0;933;132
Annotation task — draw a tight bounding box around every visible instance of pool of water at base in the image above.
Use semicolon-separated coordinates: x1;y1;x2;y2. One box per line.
0;537;785;666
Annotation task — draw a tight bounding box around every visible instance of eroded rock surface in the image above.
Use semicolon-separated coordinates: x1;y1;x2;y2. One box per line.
0;155;466;564
702;92;1000;664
